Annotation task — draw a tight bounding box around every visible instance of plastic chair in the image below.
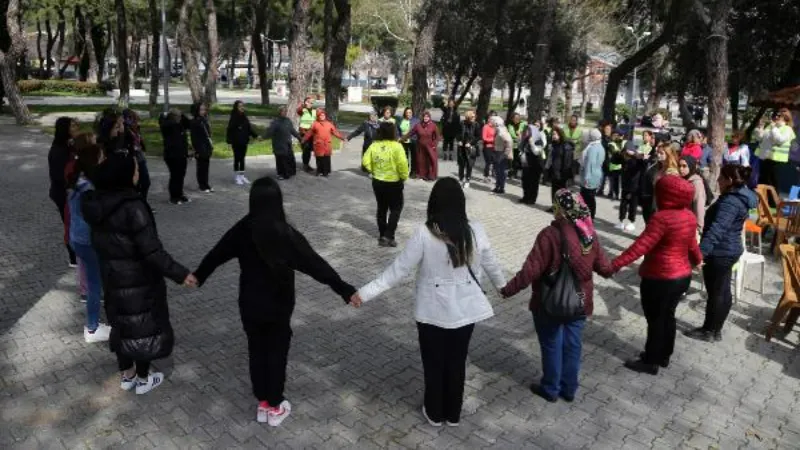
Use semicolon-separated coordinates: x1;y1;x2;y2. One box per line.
744;220;763;255
735;251;766;302
766;245;800;341
773;200;800;257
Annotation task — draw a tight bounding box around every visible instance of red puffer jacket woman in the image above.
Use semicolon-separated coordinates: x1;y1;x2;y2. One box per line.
612;175;703;279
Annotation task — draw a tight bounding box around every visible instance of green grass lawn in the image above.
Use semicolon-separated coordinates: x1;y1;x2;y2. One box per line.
22;91;108;98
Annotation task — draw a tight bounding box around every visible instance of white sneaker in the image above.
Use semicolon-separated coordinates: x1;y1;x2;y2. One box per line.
463;182;470;189
241;174;251;185
256;402;269;423
84;324;111;343
135;372;164;395
267;400;292;427
446;421;460;427
120;373;136;391
615;222;625;230
235;174;243;185
624;223;636;232
422;405;443;427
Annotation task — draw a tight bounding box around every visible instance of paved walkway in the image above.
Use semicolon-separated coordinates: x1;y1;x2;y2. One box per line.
0;124;797;449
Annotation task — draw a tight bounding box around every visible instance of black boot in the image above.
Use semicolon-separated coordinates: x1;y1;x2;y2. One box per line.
624;358;659;375
683;327;714;342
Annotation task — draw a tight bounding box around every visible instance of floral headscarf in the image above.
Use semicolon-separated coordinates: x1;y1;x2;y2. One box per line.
553;188;595;254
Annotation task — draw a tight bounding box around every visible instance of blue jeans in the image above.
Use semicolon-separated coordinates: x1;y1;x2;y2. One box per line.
533;313;586;399
494;153;508;191
72;243;102;331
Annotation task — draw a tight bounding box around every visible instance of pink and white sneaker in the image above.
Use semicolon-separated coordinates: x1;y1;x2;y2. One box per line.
267;400;292;427
256;401;270;423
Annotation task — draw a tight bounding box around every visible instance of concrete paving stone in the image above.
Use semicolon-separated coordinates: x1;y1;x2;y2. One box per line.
0;123;798;448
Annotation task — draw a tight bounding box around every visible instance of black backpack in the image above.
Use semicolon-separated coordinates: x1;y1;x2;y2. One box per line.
539;227;586;319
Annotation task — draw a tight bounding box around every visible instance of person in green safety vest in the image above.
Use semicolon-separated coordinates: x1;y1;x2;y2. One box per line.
755;108;796;192
507;113;528;179
607;128;625;201
296;96;317;173
564;114;583;182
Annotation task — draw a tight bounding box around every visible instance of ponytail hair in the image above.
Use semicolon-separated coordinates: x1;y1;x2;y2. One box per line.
720;164;753;189
67;144;103;188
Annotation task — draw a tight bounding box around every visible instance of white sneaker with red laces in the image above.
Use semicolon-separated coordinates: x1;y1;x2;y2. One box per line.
256;401;270;423
267;400;291;427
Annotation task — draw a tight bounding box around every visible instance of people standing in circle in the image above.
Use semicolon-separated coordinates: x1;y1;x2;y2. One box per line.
82;155;197;395
227;101;260;186
724;130;751;167
545;127;574;210
579;129;605;219
481;111;498;182
457;110;481;188
264;106;301;180
122;110;150;202
190;102;214;193
347;111;380;172
507;113;528;180
519;121;547;205
612;175;703;375
349;178;506;427
67;143;111;343
302;109;345;177
679;155;708;238
501;189;614;403
397;108;419;178
159;109;192;205
297;96;317;173
400;111;440;182
755;109;795;191
362;123;409;247
192;177;355;426
49;117;81;266
491;116;513;195
379;106;396;125
685;165;756;343
441;98;461;161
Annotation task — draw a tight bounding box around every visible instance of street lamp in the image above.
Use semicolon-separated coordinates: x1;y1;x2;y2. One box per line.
161;0;169;112
625;26;651;117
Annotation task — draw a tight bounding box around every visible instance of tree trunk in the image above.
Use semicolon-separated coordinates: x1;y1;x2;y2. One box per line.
0;0;32;124
116;0;130;107
36;19;44;76
251;0;270;105
579;68;589;119
704;0;731;192
177;0;204;103
89;20;106;83
81;9;99;83
55;8;66;79
323;0;351;122
548;75;562;119
287;0;312;124
204;0;220;104
410;3;444;116
148;0;160;112
45;17;57;78
601;0;686;120
729;68;740;131
527;0;557;120
455;71;477;107
563;77;574;123
505;75;517;122
676;82;693;128
476;72;495;121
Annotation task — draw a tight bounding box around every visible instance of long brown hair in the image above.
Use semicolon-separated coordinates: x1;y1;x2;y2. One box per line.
657;142;679;174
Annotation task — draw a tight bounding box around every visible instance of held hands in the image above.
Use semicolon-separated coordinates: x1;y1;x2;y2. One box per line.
183;273;198;288
349;292;363;308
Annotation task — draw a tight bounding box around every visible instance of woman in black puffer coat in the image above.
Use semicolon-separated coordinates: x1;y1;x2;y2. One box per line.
82;156;195;395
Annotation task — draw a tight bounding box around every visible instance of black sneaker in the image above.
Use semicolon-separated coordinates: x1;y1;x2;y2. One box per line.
378;237;390;247
684;327;714;342
624;358;659;375
387;239;398;247
180;196;191;203
530;384;557;403
639;352;669;368
713;331;722;342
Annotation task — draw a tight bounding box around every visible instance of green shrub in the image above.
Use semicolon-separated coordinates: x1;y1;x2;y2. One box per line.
18;79;108;96
397;93;412;108
370;96;399;114
615;103;632;120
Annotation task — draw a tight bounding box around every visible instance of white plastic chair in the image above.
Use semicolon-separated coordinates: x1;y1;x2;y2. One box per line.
735;251;766;302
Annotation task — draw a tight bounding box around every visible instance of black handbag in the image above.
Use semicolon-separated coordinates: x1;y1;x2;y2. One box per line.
539;227;586;319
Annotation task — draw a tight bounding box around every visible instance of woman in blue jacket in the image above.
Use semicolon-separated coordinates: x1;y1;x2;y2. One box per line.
685;164;757;342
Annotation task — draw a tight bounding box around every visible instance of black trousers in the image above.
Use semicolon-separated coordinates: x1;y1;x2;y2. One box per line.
275;153;296;178
607;172;621;199
136;156;151;201
117;353;151;378
301;133;313;168
196;156;211;190
372;180;404;240
580;187;597;219
483;147;494;177
510;146;522;178
640;277;690;365
316;155;332;175
244;320;292;406
417;322;474;424
52;194;77;264
702;257;737;333
521;161;543;203
233;144;248;172
640;196;655;224
403;142;417;177
443;136;456;157
550;178;568;205
164;157;187;201
619;191;639;222
457;146;475;182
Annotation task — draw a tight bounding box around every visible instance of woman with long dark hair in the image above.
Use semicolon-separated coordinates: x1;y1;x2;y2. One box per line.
190;102;214;193
350;178;506;427
193;177;355;426
545;127;574;208
96;109;126;156
227;100;259;185
159;108;192;204
49;116;80;266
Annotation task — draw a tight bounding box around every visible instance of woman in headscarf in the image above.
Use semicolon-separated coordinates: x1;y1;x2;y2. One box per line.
501;189;614;403
400;110;440;182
